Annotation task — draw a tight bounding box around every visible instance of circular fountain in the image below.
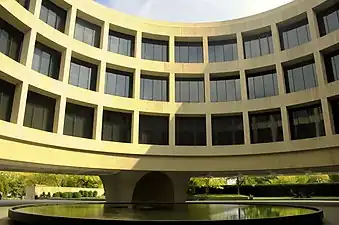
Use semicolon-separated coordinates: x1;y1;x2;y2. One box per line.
8;203;323;225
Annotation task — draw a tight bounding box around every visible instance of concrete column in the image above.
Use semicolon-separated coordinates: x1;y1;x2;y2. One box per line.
135;31;142;59
97;61;106;93
236;32;245;60
243;111;251;145
28;0;42;16
59;48;72;83
321;98;335;136
133;69;141;99
240;70;248;100
10;82;28;126
53;96;66;134
169;113;176;146
276;62;286;95
65;6;77;36
169;72;176;103
101;171;190;203
271;23;282;54
206;113;212;147
20;29;37;68
169;36;175;63
281;106;291;141
204;72;211;103
307;9;319;41
132;110;139;144
100;22;109;50
93;104;103;140
203;36;209;63
314;51;327;87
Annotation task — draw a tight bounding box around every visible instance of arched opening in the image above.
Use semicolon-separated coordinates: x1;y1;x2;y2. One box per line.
132;172;174;203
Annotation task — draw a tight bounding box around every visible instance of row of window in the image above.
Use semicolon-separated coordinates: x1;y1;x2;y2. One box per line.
14;0;339;62
0;80;338;145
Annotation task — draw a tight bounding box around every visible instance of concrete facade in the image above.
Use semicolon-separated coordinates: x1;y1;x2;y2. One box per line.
0;0;339;202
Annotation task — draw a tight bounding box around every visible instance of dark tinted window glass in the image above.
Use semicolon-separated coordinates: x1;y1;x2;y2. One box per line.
105;69;132;98
317;3;339;36
324;50;339;82
16;0;30;9
0;19;23;61
139;115;168;145
175;78;204;103
74;18;100;47
69;58;97;91
330;99;339;134
208;39;237;62
212;115;244;145
102;110;131;142
142;38;168;62
175;42;203;63
250;111;283;144
108;30;134;57
0;79;15;121
32;42;60;79
140;75;168;101
243;32;273;59
210;75;241;102
280;20;311;50
39;0;66;32
247;71;278;99
24;91;55;132
289;104;325;140
176;116;206;146
63;103;93;139
285;61;318;93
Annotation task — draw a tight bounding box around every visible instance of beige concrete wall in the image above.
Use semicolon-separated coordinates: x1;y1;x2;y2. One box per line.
25;185;104;200
0;0;338;174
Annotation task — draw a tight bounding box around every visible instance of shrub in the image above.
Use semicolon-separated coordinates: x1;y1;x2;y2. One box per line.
40;192;46;198
82;191;88;197
93;191;98;197
73;192;81;198
88;191;93;197
47;192;51;198
53;192;61;198
79;190;84;197
61;192;69;198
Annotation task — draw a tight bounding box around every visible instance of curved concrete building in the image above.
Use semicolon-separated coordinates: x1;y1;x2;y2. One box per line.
0;0;339;202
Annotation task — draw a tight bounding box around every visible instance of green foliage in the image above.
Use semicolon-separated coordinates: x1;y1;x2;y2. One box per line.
53;192;61;198
79;190;84;197
328;174;339;183
72;192;81;198
82;191;88;197
61;192;69;198
88;191;93;197
47;192;51;198
93;191;98;197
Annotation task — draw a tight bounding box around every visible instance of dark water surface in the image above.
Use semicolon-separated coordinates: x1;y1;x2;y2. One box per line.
14;203;315;221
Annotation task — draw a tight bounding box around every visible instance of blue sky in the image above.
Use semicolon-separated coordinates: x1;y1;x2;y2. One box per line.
95;0;293;22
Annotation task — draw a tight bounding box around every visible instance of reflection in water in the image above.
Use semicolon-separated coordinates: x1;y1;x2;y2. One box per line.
15;204;316;221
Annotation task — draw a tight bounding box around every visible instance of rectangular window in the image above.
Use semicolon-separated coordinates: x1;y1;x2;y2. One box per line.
212;115;244;145
139;115;169;145
285;60;318;93
324;50;339;83
32;42;61;79
142;38;168;62
0;19;24;61
0;79;15;122
176;116;206;146
289;104;325;140
16;0;30;9
208;39;237;62
247;70;278;99
210;75;241;102
74;18;100;47
105;69;133;98
175;77;204;103
280;20;311;50
140;75;168;102
108;30;135;57
24;91;55;132
330;98;339;134
243;32;274;59
102;110;131;143
175;42;203;63
250;111;283;144
64;102;94;139
69;58;97;91
317;3;339;36
39;0;66;32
